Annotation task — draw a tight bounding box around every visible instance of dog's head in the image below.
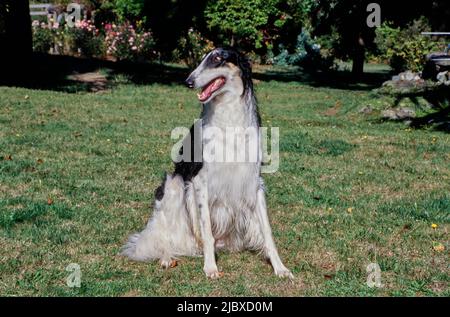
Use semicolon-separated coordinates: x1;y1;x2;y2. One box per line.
185;47;253;103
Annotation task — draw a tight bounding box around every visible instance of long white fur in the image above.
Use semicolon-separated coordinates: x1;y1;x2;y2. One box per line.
121;50;293;279
121;174;201;265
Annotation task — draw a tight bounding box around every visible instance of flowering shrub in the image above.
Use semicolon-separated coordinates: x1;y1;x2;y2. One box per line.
32;21;54;53
104;23;156;61
66;19;104;58
31;19;156;62
174;28;215;68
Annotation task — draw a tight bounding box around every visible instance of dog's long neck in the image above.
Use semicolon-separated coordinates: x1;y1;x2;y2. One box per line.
202;91;259;129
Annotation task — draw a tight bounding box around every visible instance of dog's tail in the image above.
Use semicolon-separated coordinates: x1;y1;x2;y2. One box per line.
121;174;200;261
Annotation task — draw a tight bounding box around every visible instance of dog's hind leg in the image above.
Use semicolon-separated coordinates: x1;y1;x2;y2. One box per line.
255;183;293;279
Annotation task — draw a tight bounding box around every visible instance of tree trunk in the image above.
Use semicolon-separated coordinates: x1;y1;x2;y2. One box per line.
230;33;235;47
351;35;365;76
0;0;32;81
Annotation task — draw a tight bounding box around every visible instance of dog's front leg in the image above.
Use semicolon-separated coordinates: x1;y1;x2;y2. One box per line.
256;186;294;279
193;172;222;279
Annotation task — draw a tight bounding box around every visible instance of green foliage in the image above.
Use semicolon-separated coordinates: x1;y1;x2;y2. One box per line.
273;30;334;72
173;28;215;68
375;18;443;73
285;0;316;18
93;1;118;27
205;0;282;49
31;22;54;54
114;0;145;23
310;1;374;61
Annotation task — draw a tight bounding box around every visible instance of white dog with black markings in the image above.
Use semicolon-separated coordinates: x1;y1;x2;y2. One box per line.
122;47;293;279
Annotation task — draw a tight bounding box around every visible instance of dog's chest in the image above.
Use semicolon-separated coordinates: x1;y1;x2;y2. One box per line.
202;99;260;207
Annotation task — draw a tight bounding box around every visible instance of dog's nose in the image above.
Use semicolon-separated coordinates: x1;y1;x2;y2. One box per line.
185;76;195;88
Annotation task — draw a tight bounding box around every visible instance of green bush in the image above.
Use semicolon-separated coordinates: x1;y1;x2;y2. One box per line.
273;30;334;72
205;0;283;50
114;0;145;23
375;18;443;73
32;21;55;54
93;1;118;27
173;28;215;68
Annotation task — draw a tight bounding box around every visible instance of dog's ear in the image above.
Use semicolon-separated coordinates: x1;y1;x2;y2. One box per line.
236;52;253;97
217;47;254;96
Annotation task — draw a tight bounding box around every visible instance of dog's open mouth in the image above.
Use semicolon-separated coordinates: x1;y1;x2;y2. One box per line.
197;77;226;102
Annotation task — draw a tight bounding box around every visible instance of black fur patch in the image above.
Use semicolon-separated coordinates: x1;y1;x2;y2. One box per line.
174;123;203;181
174;48;261;184
154;173;167;201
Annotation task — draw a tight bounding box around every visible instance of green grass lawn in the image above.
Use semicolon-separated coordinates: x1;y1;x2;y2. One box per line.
0;63;449;296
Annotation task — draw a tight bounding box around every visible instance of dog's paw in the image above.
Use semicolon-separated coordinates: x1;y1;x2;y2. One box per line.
204;266;224;279
160;259;178;269
275;267;294;280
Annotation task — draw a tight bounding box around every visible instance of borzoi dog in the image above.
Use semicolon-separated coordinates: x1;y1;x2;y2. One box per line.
122;47;292;279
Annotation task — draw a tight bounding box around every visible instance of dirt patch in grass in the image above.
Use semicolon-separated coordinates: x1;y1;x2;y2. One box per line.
0;183;31;199
67;72;109;93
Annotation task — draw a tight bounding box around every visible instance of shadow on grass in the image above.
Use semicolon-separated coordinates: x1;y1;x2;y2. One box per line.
410;88;450;132
253;66;392;91
0;53;392;93
2;54;446;132
374;85;450;133
0;53;190;93
409;108;450;132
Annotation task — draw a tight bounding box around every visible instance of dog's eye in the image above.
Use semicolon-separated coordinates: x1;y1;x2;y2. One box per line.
214;55;222;63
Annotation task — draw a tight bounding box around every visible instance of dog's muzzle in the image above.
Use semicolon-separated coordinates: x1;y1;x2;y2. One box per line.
185;75;195;89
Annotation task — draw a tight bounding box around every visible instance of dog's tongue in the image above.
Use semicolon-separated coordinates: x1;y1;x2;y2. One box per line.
198;84;214;102
198;78;224;102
